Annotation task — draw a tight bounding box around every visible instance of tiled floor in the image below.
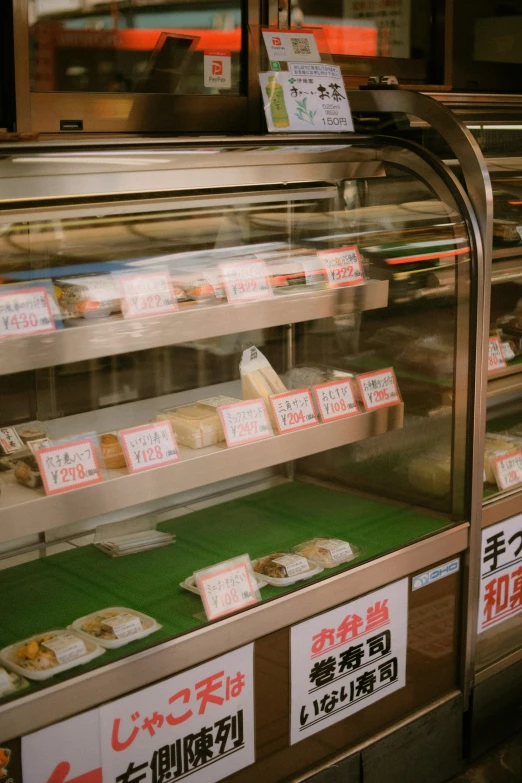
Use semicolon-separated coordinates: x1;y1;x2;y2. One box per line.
449;736;521;782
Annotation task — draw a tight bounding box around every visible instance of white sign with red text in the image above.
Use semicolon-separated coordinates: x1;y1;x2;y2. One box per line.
219;260;272;303
494;450;522;491
262;29;321;62
313;379;359;422
0;286;55;338
100;645;255;783
357;368;401;412
120;422;180;473
195;556;260;621
488;336;507;373
318;246;365;288
119;272;178;319
479;514;522;633
290;578;408;744
37;438;102;495
218;399;272;447
204;50;231;89
269;389;318;433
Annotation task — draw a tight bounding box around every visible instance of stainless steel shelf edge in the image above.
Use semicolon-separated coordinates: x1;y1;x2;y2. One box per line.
0;281;389;374
0;521;468;741
0;404;404;545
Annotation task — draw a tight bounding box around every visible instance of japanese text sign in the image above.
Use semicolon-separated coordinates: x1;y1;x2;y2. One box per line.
269;388;318;434
218;399;272;447
290;578;407;744
100;645;255;783
488;336;507;373
119;272;178;319
313;380;359;422
120;422;180;474
318;247;365;288
493;450;522;491
262;29;321;62
357;368;401;411
0;286;55;338
204;50;231;89
0;426;24;455
219;260;272;303
37;438;102;495
195;556;259;620
478;514;522;633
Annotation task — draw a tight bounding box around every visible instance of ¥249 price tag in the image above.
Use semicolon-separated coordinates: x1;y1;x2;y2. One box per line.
120;421;180;473
488;336;507;373
318;246;365;288
219;260;273;303
0;287;55;338
269;388;318;433
357;368;401;411
313;379;359;422
494;450;522;491
218;399;273;447
195;556;260;620
37;438;102;495
119;272;178;319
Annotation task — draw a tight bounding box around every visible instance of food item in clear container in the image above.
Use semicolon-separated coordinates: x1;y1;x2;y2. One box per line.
493;218;521;246
18;427;46;444
293;538;357;567
78;609;153;641
54;276;121;320
253;552;310;579
10;632;88;671
157;403;225;449
100;432;126;469
0;665;27;697
408;453;452;497
240;346;287;424
14;455;42;488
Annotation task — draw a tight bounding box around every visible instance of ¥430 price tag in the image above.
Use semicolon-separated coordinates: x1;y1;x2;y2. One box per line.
119;272;178;319
269;388;318;433
218;399;273;447
0;287;55;338
488;336;507;373
195;556;260;620
219;260;273;303
357;368;401;411
313;379;359;422
120;421;180;473
494;450;522;491
318;246;365;288
37;438;102;495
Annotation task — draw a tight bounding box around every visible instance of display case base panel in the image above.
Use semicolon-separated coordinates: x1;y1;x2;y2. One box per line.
470;658;522;761
0;481;451;704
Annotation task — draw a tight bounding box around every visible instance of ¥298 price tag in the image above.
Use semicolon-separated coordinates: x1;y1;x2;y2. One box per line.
357;368;401;411
219;260;273;303
218;399;273;447
37;438;102;495
195;556;259;620
318;246;365;288
0;287;55;338
313;379;359;422
488;336;507;373
494;450;522;491
119;272;178;319
120;421;180;473
269;388;318;433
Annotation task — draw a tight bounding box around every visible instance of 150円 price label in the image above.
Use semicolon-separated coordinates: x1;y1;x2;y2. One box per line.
219;260;273;303
269;388;318;433
494;450;522;491
318;246;365;288
119;272;178;319
120;421;180;473
195;556;260;621
488;336;507;373
0;286;55;338
37;437;102;495
313;379;359;422
357;368;401;411
218;399;273;446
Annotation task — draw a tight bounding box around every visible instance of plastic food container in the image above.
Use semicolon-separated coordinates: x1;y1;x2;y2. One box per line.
157;403;225;449
0;630;105;681
251;552;323;586
71;607;161;649
0;666;28;698
180;573;267;594
292;537;359;568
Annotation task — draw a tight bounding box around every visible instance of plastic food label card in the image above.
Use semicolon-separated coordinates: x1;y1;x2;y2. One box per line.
195;555;260;620
488;336;507;372
42;635;87;665
219;260;273;303
357;368;401;411
262;29;321;62
218;399;273;446
494;450;522;491
324;539;353;561
0;286;55;338
269;388;318;433
0;426;24;454
120;421;180;473
103;613;143;639
318;246;365;287
313;379;359;422
119;271;178;319
37;438;102;495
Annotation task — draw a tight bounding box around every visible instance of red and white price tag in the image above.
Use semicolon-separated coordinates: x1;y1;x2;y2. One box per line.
219;260;273;303
218;399;273;447
318;246;365;288
488;336;507;373
119;272;178;319
195;557;259;620
357;367;401;411
0;287;55;338
120;421;180;473
269;388;318;433
494;450;522;491
37;438;102;495
313;379;359;422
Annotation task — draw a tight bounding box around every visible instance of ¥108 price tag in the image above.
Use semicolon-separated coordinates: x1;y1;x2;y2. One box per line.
37;438;102;495
0;287;55;338
218;399;273;447
195;556;260;621
119;272;178;319
313;379;359;422
488;336;507;373
120;421;180;473
269;388;318;433
494;450;522;491
357;368;401;411
219;260;273;303
318;246;365;288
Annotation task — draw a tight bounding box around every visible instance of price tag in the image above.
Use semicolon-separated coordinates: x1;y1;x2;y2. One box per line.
269;388;318;434
218;399;273;447
0;286;55;338
120;422;180;473
0;426;24;455
488;336;507;372
102;613;143;639
42;634;87;665
313;379;359;422
357;368;401;411
494;450;522;491
37;438;102;495
219;260;273;303
195;556;259;620
318;246;365;288
119;272;178;319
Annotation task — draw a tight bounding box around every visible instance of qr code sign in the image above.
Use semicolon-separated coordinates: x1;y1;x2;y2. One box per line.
291;36;312;55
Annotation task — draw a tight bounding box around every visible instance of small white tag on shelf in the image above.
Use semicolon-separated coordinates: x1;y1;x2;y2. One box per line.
272;553;309;577
313;379;359;422
502;341;515;361
204;50;231;89
357;368;401;411
120;421;180;473
494;450;522;491
102;613;143;639
488;336;507;372
119;271;178;319
269;388;318;433
219;259;273;303
37;438;102;495
318;246;365;287
218;399;273;447
324;539;353;561
42;634;87;665
262;29;321;62
195;556;259;620
0;286;55;338
0;426;24;455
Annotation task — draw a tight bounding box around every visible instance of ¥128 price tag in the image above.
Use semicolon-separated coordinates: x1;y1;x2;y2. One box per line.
318;246;365;288
313;379;359;422
219;260;273;303
357;368;401;411
37;438;102;495
120;421;180;473
269;388;318;433
195;556;260;620
488;336;507;373
0;287;55;338
119;272;178;319
218;399;273;447
494;450;522;491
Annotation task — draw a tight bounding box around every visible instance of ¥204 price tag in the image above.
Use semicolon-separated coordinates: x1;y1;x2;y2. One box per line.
494;450;522;491
269;388;318;433
37;438;102;495
318;246;365;288
120;421;180;473
195;556;259;620
357;368;401;411
313;379;359;422
219;399;273;447
219;260;273;303
0;287;55;338
119;272;178;319
488;336;507;373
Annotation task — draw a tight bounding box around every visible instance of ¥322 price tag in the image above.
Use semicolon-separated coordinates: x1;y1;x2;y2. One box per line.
494;450;522;491
357;368;401;411
269;388;318;433
218;399;273;447
120;421;180;473
37;438;102;495
219;260;273;303
313;379;359;422
195;556;260;620
0;287;55;338
119;272;178;319
488;336;507;373
318;246;365;288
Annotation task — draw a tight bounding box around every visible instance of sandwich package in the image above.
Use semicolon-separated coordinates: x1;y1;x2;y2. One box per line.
157;396;240;449
240;346;287;425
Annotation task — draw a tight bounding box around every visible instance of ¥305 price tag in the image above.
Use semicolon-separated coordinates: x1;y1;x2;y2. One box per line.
318;246;365;288
269;388;318;433
494;450;522;491
0;287;55;338
218;399;273;447
195;556;260;620
37;438;102;495
219;260;273;303
120;421;180;473
119;272;178;319
488;336;507;373
313;379;359;422
357;368;401;411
